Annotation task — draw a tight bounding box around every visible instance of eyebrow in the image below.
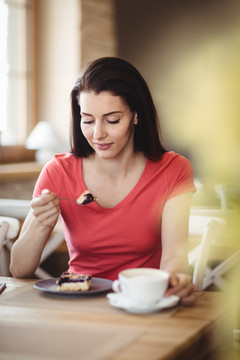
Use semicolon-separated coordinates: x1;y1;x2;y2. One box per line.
81;111;123;117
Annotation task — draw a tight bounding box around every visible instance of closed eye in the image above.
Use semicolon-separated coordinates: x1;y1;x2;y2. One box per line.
107;119;120;124
81;118;94;124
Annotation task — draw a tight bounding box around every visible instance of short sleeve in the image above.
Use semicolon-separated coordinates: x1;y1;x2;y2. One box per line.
32;157;62;198
166;155;196;200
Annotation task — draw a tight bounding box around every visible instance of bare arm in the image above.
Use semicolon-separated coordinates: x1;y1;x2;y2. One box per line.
160;192;195;305
10;190;60;278
160;192;192;273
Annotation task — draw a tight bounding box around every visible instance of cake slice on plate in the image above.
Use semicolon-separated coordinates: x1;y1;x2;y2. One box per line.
56;272;92;291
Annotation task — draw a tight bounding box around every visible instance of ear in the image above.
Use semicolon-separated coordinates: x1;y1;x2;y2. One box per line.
133;113;138;125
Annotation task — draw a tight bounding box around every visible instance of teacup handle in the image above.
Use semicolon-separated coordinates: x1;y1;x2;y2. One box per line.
112;279;121;293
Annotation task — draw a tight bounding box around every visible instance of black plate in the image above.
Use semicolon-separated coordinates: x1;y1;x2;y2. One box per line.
34;277;113;296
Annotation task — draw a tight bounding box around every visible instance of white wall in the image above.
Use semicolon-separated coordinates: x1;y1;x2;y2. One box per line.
35;0;81;150
116;0;240;186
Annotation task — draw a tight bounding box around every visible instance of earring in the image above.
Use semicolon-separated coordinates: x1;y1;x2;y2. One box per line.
134;115;138;125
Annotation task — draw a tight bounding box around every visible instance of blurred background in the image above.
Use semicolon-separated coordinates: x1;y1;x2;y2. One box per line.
1;0;240;204
0;1;239;357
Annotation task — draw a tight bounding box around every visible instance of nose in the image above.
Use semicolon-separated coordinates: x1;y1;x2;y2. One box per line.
93;122;106;139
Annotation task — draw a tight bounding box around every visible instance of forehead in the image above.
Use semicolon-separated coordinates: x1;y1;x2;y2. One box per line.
78;91;128;112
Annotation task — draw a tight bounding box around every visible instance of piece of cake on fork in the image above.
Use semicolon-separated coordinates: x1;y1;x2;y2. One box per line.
77;190;97;205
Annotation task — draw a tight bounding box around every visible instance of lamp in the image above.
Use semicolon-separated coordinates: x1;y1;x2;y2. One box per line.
25;121;64;164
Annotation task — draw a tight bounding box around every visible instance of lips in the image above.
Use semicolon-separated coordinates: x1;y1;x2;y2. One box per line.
94;143;112;150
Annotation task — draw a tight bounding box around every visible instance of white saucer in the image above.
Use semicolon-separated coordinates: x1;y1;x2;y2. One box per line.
107;293;179;314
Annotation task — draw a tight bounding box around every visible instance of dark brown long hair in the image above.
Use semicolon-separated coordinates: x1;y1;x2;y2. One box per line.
70;57;166;161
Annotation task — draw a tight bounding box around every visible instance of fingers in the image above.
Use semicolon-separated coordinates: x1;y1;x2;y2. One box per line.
175;281;195;301
166;273;196;306
31;189;60;227
36;205;60;227
180;292;196;306
31;189;59;208
166;273;191;295
168;273;179;288
41;189;50;195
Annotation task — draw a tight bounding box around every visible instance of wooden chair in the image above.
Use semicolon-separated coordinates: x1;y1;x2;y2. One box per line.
215;183;240;210
0;199;65;279
189;209;240;351
0;216;20;276
188;214;228;291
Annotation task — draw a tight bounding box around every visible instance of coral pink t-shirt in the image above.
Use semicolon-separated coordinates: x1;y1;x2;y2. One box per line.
33;151;195;280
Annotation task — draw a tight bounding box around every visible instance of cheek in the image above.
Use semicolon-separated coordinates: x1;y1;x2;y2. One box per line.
81;124;91;139
119;122;135;139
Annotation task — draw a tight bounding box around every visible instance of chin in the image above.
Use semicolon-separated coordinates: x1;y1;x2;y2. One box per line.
95;149;119;160
96;153;115;159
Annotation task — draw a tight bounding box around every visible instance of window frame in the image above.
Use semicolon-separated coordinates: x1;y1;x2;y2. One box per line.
0;0;36;162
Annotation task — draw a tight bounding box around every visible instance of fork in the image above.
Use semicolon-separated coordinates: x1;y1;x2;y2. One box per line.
58;197;78;203
38;192;97;205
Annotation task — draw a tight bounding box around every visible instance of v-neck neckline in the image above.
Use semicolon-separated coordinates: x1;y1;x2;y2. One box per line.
79;157;151;212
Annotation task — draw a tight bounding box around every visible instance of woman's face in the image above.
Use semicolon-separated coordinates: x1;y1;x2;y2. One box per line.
79;91;138;159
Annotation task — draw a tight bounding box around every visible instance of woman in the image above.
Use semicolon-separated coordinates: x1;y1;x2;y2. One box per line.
10;57;196;304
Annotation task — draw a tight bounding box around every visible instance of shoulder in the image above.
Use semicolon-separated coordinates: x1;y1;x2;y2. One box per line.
167;151;193;174
33;153;83;197
162;152;195;197
147;151;195;196
44;153;82;171
39;153;83;180
149;151;193;173
163;151;194;178
163;151;192;166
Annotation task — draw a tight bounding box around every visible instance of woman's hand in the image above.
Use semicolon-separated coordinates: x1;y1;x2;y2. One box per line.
10;189;60;278
165;273;196;306
31;189;60;230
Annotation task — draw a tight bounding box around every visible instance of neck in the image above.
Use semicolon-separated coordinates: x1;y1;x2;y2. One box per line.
91;151;145;179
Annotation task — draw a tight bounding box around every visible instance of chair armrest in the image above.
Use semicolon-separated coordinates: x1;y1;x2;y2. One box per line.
0;199;31;219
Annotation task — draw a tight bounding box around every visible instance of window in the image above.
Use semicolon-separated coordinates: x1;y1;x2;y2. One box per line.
0;0;33;145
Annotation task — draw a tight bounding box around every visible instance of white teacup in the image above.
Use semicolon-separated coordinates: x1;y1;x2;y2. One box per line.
112;268;170;306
